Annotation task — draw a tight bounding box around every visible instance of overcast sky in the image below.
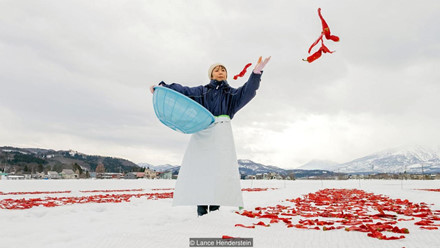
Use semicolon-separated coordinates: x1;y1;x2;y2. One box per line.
1;0;439;169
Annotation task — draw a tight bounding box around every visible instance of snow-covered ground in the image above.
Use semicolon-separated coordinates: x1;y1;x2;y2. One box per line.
1;179;439;248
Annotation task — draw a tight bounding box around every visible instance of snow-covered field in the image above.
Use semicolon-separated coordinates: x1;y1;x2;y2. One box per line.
1;179;439;248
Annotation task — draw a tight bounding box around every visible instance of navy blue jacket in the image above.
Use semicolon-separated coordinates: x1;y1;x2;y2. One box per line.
158;72;262;119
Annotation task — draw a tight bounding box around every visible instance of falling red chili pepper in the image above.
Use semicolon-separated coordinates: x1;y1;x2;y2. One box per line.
233;63;252;80
320;41;334;54
304;48;323;63
318;8;340;42
308;33;323;54
304;8;340;63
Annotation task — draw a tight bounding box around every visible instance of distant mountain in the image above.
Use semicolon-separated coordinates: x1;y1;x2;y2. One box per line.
238;159;337;178
337;145;440;174
297;160;340;171
138;159;336;179
0;146;140;173
138;163;180;173
238;159;287;176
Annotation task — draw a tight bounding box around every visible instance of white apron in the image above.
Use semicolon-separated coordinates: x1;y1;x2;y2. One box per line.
172;116;243;207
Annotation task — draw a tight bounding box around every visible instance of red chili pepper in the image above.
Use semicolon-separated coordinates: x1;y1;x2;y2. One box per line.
233;63;252;80
320;42;334;54
303;48;323;63
318;8;340;42
254;221;270;227
234;224;255;229
304;8;340;63
308;33;323;54
418;189;440;192
420;226;438;230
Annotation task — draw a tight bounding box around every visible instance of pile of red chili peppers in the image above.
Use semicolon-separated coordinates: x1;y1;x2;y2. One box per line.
235;188;440;240
304;8;340;63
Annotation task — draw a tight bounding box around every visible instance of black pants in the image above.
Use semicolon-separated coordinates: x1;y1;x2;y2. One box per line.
197;205;220;216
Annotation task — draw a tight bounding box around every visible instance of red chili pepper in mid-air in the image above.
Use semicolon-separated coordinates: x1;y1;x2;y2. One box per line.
318;8;340;42
304;8;340;63
304;48;323;63
233;63;252;80
308;33;323;54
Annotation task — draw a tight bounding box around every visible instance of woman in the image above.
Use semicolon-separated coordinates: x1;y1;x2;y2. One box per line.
150;56;270;216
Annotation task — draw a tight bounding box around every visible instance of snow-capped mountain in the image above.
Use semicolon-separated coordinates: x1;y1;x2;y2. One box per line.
138;163;180;172
237;159;288;175
297;160;340;171
337;145;440;174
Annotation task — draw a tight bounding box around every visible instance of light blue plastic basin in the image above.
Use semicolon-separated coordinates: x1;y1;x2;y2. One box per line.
152;86;215;134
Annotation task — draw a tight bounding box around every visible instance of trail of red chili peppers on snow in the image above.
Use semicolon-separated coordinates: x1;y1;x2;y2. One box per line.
416;189;440;192
0;190;72;195
151;188;175;191
0;188;171;195
80;189;144;193
0;188;277;210
234;188;440;240
0;192;173;210
242;188;278;192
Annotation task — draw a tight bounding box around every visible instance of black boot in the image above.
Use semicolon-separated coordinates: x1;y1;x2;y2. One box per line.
197;205;208;216
209;205;220;212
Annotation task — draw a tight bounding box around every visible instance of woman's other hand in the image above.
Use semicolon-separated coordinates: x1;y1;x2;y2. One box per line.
253;56;271;74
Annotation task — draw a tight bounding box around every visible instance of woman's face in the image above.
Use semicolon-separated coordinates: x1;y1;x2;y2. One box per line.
211;66;227;81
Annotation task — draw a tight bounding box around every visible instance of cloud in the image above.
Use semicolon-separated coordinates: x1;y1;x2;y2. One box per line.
1;0;439;167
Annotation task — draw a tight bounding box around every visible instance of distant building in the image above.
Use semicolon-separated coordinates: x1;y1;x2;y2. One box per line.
47;171;61;179
34;172;45;179
61;169;78;179
100;173;123;179
125;172;137;179
6;175;25;180
125;172;147;179
157;171;172;179
144;167;158;179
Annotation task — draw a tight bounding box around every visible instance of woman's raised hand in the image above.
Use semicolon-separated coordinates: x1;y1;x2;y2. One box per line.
253;56;271;74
